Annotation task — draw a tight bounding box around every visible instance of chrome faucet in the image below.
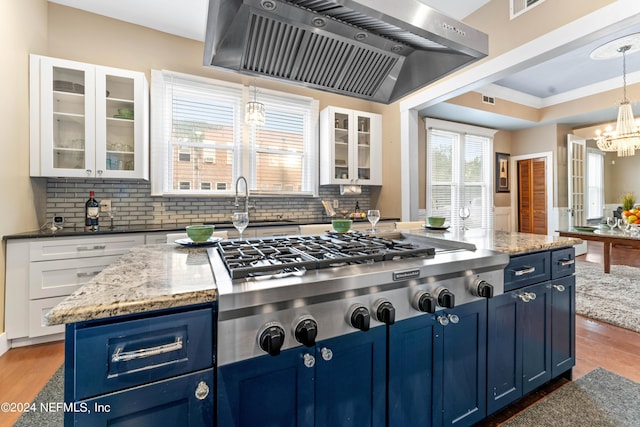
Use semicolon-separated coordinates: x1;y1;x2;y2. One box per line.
234;176;253;212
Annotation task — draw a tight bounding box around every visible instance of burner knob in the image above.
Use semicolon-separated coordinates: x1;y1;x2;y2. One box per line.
347;304;370;332
435;288;455;309
412;291;437;313
471;279;494;298
294;315;318;347
373;299;396;325
258;322;286;356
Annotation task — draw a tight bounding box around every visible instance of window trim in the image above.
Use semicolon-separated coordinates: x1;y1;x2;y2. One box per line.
425;118;496;229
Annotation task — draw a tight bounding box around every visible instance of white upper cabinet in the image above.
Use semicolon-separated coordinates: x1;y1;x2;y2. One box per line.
30;55;149;179
320;106;382;186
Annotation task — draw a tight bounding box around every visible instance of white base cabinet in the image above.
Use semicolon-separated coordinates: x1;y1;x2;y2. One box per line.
5;234;144;346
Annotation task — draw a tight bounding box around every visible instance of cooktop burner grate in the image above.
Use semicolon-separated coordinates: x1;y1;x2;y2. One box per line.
217;233;436;279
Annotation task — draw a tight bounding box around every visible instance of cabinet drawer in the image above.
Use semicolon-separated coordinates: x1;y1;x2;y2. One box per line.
73;369;214;426
29;235;144;261
551;247;575;278
73;307;213;400
29;255;120;299
29;296;67;337
504;252;550;292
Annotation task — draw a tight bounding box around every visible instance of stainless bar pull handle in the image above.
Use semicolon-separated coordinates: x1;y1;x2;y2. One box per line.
514;266;536;276
77;271;101;277
559;259;575;266
77;245;107;251
111;337;183;362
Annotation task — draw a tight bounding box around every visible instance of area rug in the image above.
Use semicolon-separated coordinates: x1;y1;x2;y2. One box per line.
14;366;63;427
574;260;640;333
504;368;640;427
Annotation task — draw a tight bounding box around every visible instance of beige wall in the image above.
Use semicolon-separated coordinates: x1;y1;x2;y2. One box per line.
0;0;48;334
465;0;615;58
47;4;378;114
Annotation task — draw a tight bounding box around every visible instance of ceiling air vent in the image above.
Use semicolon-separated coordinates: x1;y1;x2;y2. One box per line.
482;95;495;105
511;0;545;19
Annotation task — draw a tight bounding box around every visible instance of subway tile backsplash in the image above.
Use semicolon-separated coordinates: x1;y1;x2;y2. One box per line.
45;179;371;229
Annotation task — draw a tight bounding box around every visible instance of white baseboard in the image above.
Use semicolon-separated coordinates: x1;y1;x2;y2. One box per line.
0;332;9;357
8;333;65;348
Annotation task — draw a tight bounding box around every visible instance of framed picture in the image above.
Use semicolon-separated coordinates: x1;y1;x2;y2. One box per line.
496;152;510;193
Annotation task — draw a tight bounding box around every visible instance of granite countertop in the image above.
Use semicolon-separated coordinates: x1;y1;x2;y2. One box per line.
409;228;583;255
45;244;217;325
45;228;582;326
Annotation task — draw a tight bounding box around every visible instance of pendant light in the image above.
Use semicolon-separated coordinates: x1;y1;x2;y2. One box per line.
592;35;640;157
245;84;265;126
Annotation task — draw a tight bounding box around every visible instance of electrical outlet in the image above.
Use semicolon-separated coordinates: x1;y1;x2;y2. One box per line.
100;199;112;213
333;199;339;209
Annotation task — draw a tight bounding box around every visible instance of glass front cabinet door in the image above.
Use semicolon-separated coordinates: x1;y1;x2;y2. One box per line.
320;107;382;185
30;55;149;179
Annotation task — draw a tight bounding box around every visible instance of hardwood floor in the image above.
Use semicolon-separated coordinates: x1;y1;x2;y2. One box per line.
0;241;638;427
0;340;64;427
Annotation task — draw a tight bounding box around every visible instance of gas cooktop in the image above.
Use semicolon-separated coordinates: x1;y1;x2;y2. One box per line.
215;232;437;279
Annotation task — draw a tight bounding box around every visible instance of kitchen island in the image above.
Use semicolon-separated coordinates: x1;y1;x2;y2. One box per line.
46;229;582;427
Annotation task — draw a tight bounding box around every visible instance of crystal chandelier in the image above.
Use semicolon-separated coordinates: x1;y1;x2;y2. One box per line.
595;44;640;157
245;85;265;126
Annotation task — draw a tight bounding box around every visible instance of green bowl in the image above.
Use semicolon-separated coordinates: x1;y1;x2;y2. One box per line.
186;225;214;242
332;219;353;233
427;216;446;227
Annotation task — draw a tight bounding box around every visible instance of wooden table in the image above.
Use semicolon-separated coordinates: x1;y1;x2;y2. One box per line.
558;228;640;273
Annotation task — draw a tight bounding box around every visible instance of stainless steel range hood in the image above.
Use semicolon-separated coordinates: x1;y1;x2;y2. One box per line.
204;0;488;104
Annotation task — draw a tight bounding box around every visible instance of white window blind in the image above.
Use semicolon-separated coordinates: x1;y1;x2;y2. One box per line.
151;71;242;195
586;149;604;219
426;119;495;229
150;71;318;196
249;89;318;195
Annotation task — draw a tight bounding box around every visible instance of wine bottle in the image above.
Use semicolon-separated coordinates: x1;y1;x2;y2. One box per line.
85;191;100;232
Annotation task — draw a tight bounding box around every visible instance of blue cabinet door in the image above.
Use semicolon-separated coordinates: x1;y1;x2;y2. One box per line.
72;369;214;426
442;300;487;427
487;292;523;415
388;314;443;427
217;347;314;427
314;327;387;427
551;275;576;377
521;282;552;394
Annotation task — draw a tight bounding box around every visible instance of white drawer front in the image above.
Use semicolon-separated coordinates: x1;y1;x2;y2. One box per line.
29;296;67;337
29;255;122;299
29;235;144;261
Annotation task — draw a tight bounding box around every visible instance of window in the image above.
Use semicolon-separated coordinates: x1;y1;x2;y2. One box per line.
426;119;496;229
150;70;319;196
178;149;191;162
179;181;191;190
201;182;212;190
586;148;604;219
250;90;318;194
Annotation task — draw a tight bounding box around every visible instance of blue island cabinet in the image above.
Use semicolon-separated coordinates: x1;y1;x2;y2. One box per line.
389;299;487;427
218;326;386;427
64;303;216;427
486;247;575;415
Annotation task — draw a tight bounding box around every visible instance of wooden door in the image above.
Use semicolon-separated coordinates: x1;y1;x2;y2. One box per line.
518;158;547;234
